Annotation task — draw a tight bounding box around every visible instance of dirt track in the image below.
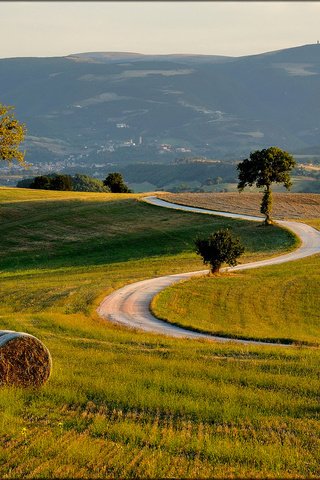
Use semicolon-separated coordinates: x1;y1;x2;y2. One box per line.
97;196;320;346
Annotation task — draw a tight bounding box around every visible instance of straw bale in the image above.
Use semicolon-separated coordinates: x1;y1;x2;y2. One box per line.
0;330;52;387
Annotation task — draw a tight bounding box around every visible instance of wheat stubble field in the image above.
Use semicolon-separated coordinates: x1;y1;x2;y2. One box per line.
160;192;320;220
0;188;319;478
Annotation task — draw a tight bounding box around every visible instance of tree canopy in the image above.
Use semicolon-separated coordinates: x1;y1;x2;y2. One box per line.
28;174;72;191
195;229;245;274
71;174;109;192
29;176;51;190
237;147;296;224
103;172;132;193
0;103;26;165
18;173;110;192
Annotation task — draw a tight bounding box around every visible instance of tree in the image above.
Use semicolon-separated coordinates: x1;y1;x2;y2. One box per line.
103;172;132;193
16;177;34;188
0;103;26;165
195;229;245;274
50;174;72;191
30;175;51;190
28;174;72;191
237;147;296;224
18;173;111;193
71;174;109;192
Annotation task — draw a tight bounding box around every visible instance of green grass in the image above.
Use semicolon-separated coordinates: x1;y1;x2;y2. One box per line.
0;187;319;478
1;323;319;478
0;189;297;272
152;255;320;346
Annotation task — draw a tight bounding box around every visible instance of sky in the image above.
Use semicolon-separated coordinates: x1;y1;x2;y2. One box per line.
1;1;320;59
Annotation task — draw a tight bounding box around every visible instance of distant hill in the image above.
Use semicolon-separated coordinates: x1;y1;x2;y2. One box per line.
1;43;320;165
67;52;234;64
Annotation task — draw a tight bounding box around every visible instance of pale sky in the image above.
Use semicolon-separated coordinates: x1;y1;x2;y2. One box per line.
1;1;320;59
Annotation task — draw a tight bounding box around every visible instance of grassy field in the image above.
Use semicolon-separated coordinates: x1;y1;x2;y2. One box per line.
0;188;297;272
0;187;319;478
152;254;320;345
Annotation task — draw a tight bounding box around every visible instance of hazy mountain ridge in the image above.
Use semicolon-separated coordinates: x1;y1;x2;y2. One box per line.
67;52;234;64
0;44;319;166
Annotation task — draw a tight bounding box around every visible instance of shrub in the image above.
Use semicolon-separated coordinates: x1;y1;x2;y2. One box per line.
195;228;245;273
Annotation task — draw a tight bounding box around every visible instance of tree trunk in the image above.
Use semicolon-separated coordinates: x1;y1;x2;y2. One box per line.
260;185;273;225
210;264;221;274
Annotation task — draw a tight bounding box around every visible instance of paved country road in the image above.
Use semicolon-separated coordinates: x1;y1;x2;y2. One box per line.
97;196;320;346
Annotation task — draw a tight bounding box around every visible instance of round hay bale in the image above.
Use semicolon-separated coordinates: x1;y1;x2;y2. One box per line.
0;330;52;387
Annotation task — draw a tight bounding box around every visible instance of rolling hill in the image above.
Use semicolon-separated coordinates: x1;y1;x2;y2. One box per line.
0;187;319;477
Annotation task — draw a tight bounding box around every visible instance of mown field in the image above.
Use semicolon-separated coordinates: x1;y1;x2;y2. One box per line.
0;187;319;478
160;192;320;220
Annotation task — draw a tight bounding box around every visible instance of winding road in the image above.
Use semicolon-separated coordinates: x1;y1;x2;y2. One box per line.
97;196;320;346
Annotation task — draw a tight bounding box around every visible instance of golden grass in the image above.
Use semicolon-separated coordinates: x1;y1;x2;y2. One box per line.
0;186;148;203
159;192;320;220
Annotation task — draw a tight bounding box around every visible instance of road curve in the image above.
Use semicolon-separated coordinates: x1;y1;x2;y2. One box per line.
97;196;320;346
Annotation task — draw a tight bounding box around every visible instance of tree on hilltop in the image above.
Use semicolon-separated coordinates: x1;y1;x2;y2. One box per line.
237;147;296;225
29;175;51;190
103;172;132;193
72;174;109;192
19;173;110;192
29;174;72;191
50;174;72;191
0;103;26;165
195;229;245;274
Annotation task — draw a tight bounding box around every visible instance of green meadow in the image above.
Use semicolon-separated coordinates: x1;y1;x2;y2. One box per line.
152;255;320;346
0;187;319;478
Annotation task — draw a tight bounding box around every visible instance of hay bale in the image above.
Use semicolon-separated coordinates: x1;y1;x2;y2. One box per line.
0;330;52;387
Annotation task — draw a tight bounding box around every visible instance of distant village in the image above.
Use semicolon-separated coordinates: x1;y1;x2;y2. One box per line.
0;122;211;185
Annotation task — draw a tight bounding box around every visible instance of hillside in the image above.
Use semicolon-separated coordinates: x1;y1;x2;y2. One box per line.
0;188;319;477
152;254;320;345
0;187;295;272
1;43;320;171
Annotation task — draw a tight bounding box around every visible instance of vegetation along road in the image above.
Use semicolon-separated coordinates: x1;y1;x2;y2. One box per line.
97;196;320;346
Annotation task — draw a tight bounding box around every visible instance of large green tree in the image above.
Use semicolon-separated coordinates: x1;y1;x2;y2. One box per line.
50;174;72;191
71;174;109;192
29;174;72;191
29;176;51;190
0;103;26;165
103;172;132;193
237;147;296;224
